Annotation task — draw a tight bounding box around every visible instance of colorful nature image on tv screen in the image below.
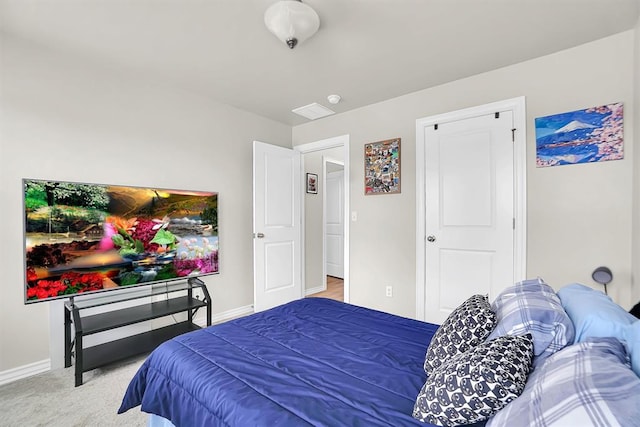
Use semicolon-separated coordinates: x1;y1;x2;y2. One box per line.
23;179;218;303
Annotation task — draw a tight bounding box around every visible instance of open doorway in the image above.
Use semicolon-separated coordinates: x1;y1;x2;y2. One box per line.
321;159;344;301
294;135;349;303
324;160;344;278
308;158;344;302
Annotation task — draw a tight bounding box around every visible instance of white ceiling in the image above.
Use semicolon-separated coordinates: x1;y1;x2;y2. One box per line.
1;0;639;126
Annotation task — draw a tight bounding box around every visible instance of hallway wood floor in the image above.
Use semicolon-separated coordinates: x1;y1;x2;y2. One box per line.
308;276;343;302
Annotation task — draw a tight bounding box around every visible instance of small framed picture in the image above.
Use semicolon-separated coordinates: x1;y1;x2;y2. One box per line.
306;173;318;194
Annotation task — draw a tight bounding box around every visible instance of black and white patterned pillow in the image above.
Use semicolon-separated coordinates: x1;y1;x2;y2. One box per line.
413;334;534;427
424;294;497;374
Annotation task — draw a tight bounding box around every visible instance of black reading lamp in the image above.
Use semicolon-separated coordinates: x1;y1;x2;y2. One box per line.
592;266;613;295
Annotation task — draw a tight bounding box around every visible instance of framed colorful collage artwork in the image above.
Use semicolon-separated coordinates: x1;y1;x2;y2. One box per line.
364;138;401;195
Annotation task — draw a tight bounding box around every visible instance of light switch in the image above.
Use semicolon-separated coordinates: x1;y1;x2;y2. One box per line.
351;211;357;221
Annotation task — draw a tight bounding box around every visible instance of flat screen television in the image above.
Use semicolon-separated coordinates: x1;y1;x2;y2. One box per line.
23;179;219;303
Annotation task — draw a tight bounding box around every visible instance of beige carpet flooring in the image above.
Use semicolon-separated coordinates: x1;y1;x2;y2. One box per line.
0;356;148;427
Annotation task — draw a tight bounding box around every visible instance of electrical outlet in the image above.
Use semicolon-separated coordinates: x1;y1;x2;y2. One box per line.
385;286;393;297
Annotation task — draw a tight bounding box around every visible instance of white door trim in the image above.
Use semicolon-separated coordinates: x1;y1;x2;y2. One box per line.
295;135;350;303
415;97;527;321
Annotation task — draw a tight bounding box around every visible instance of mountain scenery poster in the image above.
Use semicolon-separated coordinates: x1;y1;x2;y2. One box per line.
535;102;623;167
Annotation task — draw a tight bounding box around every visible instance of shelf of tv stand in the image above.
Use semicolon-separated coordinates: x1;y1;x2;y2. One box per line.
79;296;208;335
64;278;211;387
82;322;200;372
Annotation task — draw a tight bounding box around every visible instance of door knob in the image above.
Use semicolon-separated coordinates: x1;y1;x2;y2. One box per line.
255;232;265;238
427;235;436;243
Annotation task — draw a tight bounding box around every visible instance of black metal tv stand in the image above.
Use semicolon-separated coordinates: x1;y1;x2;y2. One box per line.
64;277;211;386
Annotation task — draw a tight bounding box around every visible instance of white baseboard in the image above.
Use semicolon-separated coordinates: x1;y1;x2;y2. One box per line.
0;359;50;387
305;285;325;296
1;305;254;386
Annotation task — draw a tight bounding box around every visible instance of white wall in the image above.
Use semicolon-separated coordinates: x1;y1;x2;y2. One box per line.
293;31;636;318
0;35;291;372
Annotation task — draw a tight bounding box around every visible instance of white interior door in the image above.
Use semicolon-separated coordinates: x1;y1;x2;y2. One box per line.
253;141;302;312
424;112;515;324
325;168;344;279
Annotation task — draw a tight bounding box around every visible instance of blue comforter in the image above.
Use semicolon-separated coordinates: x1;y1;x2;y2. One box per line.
119;298;441;426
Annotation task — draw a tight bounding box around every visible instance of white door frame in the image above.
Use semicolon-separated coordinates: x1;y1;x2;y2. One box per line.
295;135;350;303
415;97;527;321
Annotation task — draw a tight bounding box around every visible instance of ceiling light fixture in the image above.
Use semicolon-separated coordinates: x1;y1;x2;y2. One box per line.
327;94;341;105
264;0;320;49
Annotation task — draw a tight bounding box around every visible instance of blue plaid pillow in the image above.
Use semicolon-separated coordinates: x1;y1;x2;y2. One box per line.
487;278;574;365
487;337;640;427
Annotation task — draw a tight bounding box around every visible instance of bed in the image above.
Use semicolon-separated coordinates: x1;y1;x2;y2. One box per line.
119;280;640;427
118;297;459;426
